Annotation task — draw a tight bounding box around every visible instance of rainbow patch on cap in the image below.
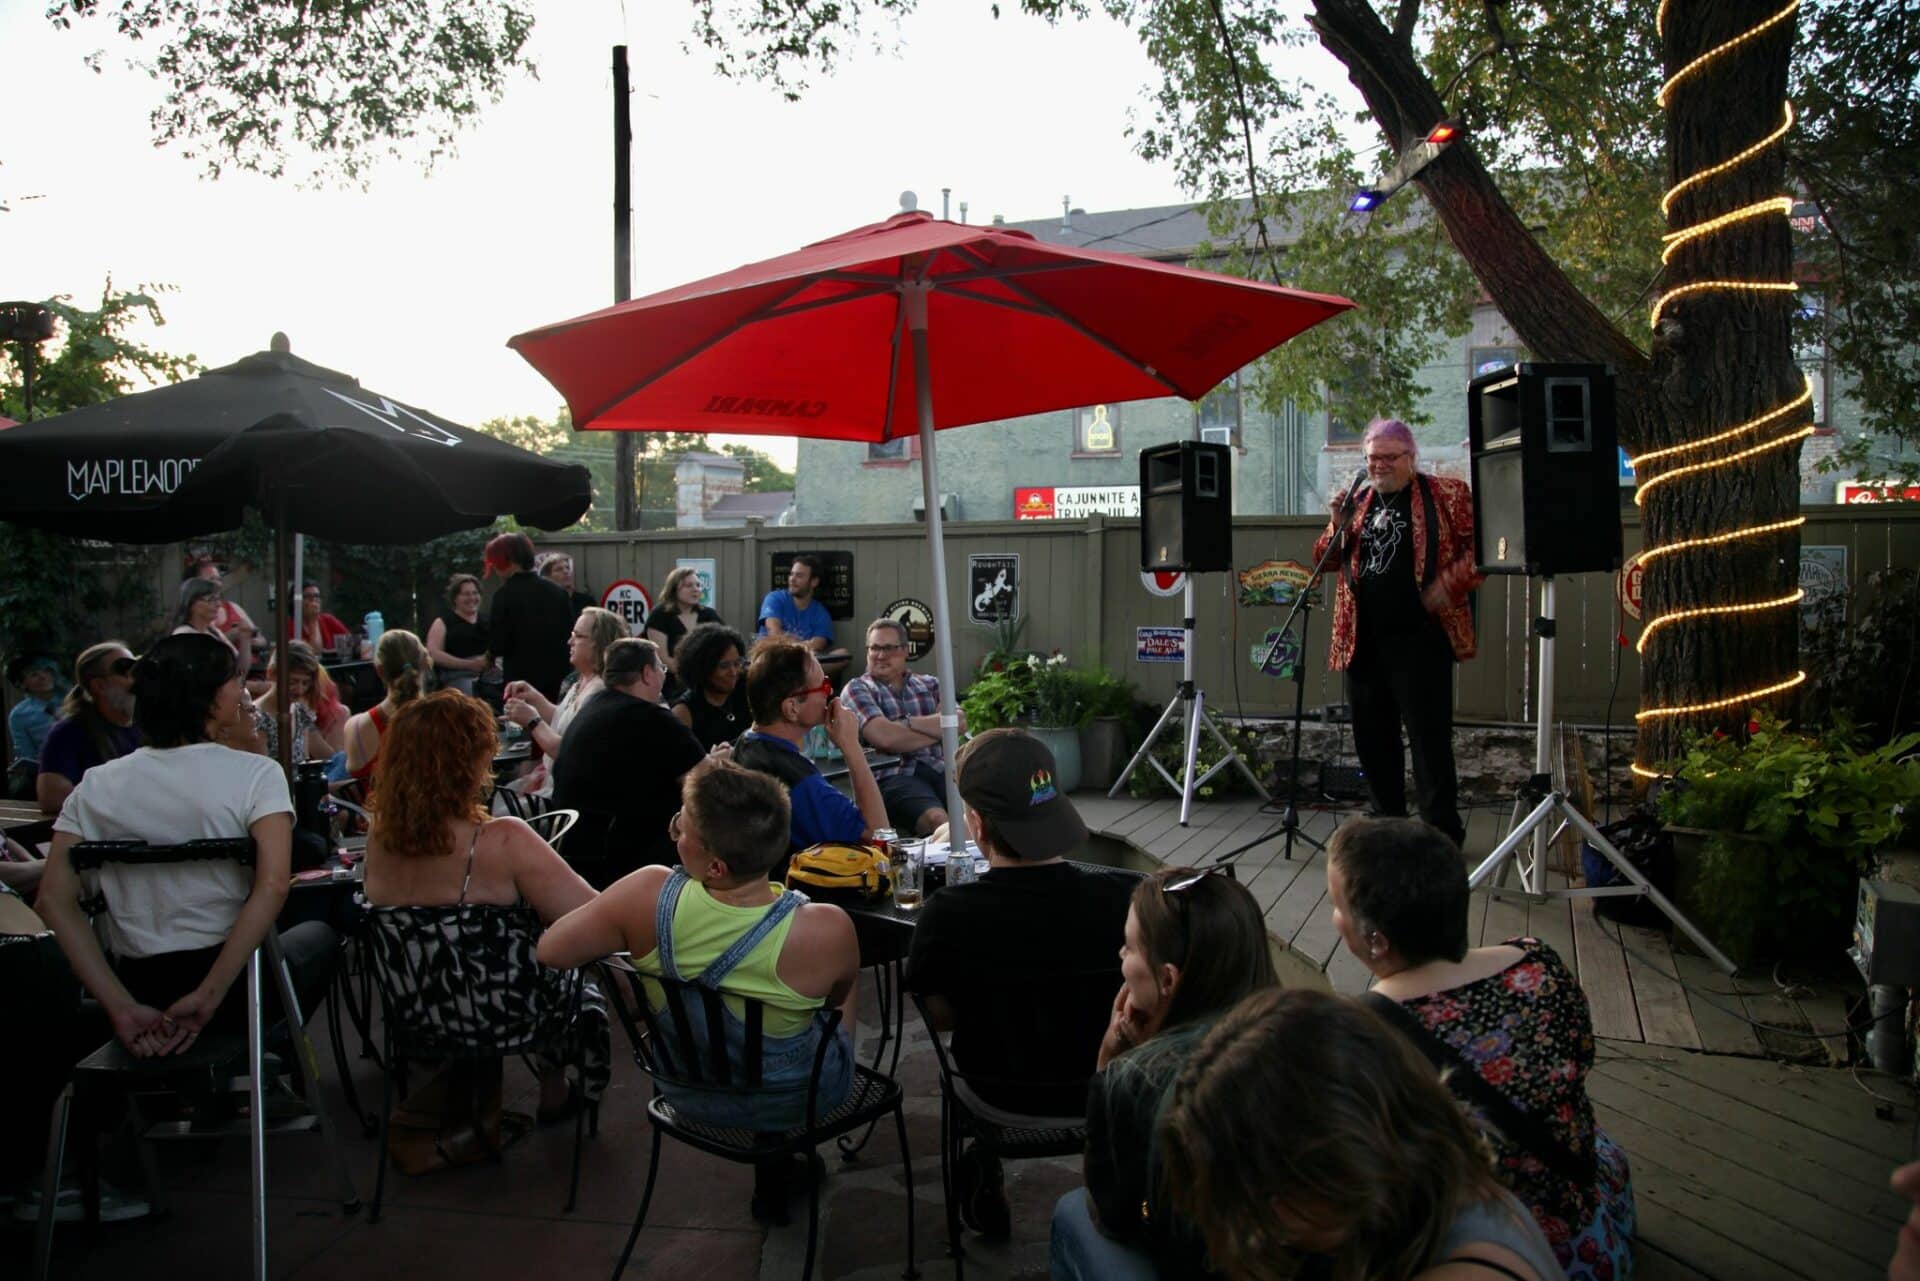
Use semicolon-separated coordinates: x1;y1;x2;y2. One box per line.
1028;768;1057;805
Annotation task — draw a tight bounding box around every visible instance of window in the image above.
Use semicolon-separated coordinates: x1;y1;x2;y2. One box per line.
1071;403;1122;457
1795;288;1829;431
865;436;916;464
1324;361;1373;446
1196;373;1242;446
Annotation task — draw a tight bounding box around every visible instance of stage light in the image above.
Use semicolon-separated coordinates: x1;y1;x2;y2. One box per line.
1426;121;1461;146
1349;189;1385;214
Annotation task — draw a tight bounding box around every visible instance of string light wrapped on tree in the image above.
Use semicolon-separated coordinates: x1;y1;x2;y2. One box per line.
1630;0;1809;776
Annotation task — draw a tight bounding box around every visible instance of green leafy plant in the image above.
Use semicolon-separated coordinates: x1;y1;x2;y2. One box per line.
976;614;1032;675
960;664;1034;733
1028;653;1084;728
1657;713;1920;958
1127;722;1268;801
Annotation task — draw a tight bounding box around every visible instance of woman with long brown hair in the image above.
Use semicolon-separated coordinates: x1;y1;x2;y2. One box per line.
360;691;605;1125
1160;988;1562;1281
1052;867;1279;1279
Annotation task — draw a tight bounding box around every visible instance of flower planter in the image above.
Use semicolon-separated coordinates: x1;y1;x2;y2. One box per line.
1078;715;1129;792
1029;725;1083;793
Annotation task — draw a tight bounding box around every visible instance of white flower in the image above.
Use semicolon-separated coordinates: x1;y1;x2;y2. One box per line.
1048;652;1068;666
1026;654;1042;669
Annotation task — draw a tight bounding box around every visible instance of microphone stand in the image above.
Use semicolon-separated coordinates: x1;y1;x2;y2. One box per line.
1215;479;1363;869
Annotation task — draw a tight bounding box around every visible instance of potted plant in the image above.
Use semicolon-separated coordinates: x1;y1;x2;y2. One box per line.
1655;712;1920;963
1075;667;1137;791
1026;652;1086;791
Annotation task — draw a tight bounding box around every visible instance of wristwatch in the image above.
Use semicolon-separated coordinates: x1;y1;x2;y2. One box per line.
527;713;544;730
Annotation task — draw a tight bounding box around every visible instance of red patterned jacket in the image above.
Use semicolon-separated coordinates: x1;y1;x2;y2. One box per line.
1312;472;1483;672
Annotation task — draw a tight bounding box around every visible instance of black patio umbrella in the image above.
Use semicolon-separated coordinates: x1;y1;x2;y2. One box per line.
0;345;592;770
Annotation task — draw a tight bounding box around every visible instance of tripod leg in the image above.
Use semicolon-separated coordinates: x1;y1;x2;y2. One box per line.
1198;704;1273;802
1557;803;1738;975
1469;794;1559;891
1180;688;1206;825
1111;691;1184;798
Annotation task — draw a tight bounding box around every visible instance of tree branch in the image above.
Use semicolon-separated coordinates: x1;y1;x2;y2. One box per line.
1393;0;1421;47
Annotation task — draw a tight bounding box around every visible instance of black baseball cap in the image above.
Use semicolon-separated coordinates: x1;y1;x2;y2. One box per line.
956;728;1089;860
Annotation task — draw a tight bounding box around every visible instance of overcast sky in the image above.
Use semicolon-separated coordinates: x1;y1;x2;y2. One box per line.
4;1;1230;466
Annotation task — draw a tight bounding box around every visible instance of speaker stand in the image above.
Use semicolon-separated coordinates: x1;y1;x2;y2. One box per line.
1466;578;1737;975
1110;575;1270;825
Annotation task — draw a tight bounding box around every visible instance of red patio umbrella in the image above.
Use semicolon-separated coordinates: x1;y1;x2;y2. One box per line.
510;210;1354;828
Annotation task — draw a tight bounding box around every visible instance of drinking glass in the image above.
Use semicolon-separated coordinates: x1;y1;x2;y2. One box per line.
891;839;926;910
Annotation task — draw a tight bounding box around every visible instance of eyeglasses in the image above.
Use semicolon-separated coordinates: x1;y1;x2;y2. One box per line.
866;643;904;654
797;677;834;701
1165;866;1228;895
1365;450;1411;465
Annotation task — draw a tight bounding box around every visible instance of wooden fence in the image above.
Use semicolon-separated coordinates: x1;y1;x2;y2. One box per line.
544;504;1920;724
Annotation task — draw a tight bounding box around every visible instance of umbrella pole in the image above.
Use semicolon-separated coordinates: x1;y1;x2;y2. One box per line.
273;500;294;780
906;286;967;838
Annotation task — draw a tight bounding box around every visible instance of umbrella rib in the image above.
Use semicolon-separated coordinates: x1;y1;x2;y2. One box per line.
880;300;908;442
580;276;822;424
949;274;1193;399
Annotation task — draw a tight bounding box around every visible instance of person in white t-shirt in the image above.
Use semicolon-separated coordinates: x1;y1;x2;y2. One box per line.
35;633;337;1058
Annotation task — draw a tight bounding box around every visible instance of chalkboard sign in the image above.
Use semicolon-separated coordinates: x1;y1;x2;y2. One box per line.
770;551;856;621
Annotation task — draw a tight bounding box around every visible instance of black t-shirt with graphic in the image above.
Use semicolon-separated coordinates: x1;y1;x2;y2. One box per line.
1353;485;1426;634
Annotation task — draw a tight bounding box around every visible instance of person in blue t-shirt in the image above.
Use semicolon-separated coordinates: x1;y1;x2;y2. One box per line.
7;655;65;793
729;639;886;851
756;555;850;681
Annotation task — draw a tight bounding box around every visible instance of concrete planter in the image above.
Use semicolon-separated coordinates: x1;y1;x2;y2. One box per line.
1077;716;1129;792
1029;725;1083;793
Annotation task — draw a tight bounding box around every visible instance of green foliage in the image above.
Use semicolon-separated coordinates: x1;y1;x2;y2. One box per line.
47;0;537;184
1657;713;1920;956
1127;720;1266;800
1800;567;1920;743
960;651;1133;732
721;443;796;493
975;614;1033;675
960;663;1035;733
0;285;200;666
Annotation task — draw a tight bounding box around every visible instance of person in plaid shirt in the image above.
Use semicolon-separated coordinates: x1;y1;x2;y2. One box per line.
842;618;965;837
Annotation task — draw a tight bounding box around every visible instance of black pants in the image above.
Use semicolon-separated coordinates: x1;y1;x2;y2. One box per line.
1345;624;1465;846
0;933;98;1185
113;921;340;1038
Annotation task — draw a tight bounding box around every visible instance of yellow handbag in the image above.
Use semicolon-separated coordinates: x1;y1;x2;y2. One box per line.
786;842;892;898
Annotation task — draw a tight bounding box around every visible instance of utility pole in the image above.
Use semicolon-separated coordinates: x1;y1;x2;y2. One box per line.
612;45;637;530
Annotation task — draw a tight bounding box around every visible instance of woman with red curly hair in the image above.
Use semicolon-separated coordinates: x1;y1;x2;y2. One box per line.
360;691;606;1124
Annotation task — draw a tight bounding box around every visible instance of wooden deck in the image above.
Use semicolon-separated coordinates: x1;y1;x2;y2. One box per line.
1074;792;1853;1058
1075;790;1906;1281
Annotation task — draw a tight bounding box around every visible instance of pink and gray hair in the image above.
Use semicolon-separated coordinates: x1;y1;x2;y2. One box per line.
1362;418;1417;454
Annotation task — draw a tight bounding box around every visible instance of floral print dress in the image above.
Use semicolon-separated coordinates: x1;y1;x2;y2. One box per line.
1401;937;1636;1280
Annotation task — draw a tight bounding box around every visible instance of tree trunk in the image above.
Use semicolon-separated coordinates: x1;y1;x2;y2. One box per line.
1306;0;1803;770
1639;0;1802;769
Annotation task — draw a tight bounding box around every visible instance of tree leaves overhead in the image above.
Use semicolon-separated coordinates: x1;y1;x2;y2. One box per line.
47;0;537;183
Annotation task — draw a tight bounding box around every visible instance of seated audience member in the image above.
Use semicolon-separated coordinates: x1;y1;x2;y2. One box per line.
730;638;886;850
359;691;607;1124
35;633;338;1056
291;582;352;654
250;643;338;766
1052;867;1280;1280
646;566;722;683
503;605;628;800
671;623;751;751
37;641;142;817
7;653;63;799
1328;818;1635;1279
487;533;577;701
538;758;858;1217
906;728;1132;1238
538;552;596;617
171;578;236;649
184;555;258;655
427;572;493;698
756;554;850;681
1162;988;1563;1281
345;630;432;785
843;617;964;837
1891;1161;1920;1281
551;639;705;888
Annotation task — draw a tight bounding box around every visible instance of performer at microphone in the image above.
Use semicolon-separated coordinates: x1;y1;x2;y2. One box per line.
1313;418;1482;846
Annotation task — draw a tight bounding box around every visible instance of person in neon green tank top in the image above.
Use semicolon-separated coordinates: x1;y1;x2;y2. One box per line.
538;757;860;1119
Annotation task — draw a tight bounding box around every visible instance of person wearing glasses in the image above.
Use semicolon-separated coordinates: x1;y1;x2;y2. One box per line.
729;638;887;850
1312;417;1482;846
1052;865;1279;1280
36;641;142;816
551;639;706;888
842;617;964;838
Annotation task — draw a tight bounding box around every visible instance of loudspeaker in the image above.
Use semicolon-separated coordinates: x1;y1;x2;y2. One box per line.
1140;441;1233;572
1468;363;1623;576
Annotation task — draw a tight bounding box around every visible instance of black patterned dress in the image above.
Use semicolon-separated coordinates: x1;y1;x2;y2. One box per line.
1399;938;1635;1280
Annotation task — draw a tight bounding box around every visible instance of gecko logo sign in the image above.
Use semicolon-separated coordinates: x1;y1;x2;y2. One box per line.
324;389;462;446
67;456;200;502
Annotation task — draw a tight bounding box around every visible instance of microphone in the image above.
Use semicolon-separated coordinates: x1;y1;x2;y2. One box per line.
1337;467;1368;514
